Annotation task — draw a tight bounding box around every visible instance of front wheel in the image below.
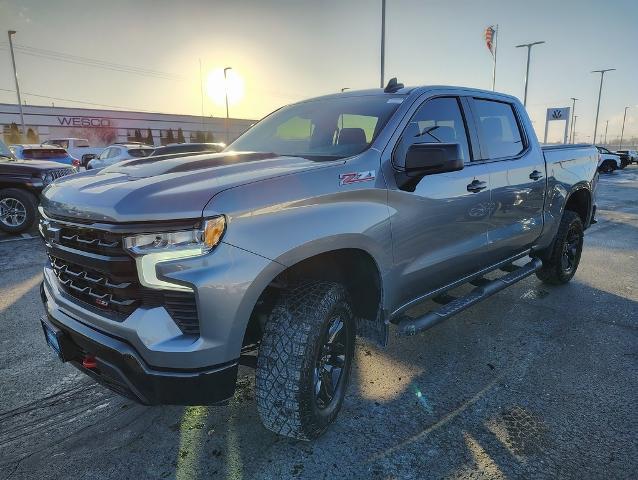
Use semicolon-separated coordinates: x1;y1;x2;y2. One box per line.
256;281;355;440
0;188;37;234
536;210;584;285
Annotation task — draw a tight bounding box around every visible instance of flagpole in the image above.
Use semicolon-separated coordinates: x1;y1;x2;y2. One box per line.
492;25;498;91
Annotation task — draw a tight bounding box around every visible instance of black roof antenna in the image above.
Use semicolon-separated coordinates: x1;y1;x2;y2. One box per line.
384;77;404;93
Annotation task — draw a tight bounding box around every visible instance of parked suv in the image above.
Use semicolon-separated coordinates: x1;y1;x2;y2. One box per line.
10;144;80;169
0;139;75;233
596;146;621;173
614;149;637;168
39;82;598;439
86;143;154;170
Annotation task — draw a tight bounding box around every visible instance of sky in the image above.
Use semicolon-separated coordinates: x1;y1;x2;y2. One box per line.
0;0;637;143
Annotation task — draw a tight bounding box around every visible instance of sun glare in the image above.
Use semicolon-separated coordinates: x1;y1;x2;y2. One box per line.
206;68;244;106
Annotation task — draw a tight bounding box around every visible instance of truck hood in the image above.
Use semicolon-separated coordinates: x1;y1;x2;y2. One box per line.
41;151;336;222
0;158;72;173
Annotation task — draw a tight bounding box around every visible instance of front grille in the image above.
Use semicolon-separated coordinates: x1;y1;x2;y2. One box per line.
49;168;75;180
43;218;200;335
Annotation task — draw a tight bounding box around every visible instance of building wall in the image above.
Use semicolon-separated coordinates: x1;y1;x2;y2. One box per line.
0;103;256;147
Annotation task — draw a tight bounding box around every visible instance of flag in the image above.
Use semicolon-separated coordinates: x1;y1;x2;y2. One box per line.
485;26;496;56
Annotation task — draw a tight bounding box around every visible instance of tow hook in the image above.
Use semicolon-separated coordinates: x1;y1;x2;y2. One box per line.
82;356;97;369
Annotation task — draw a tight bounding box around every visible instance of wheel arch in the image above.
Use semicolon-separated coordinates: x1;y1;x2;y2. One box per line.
242;245;387;350
563;185;592;228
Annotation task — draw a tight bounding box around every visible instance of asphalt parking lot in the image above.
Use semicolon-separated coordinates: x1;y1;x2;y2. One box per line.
1;167;637;480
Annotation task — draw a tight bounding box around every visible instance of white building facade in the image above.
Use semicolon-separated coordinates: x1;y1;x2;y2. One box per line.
0;103;255;147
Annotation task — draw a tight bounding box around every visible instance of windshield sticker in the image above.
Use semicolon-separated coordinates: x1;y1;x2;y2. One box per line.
340;170;376;186
387;98;404;103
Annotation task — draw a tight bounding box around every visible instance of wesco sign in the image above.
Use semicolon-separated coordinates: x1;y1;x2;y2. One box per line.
57;116;112;128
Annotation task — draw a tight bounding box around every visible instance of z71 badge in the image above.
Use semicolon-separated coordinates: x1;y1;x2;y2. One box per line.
339;170;376;186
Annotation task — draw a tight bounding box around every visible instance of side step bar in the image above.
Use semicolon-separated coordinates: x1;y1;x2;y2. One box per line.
397;258;542;336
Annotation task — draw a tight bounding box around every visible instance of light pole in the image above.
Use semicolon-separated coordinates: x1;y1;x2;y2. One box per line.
7;30;26;136
603;120;609;145
380;0;386;88
223;66;232;145
592;68;616;144
619;106;629;149
515;41;545;107
572;116;578;143
569;97;578;143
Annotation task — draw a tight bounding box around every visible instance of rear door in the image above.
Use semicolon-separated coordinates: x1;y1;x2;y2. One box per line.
386;96;492;311
469;97;545;263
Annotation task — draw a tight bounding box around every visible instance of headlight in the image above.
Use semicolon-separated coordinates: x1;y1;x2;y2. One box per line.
41;172;54;186
124;216;226;291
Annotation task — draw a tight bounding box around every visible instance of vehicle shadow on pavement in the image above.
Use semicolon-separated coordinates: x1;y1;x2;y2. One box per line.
2;276;636;480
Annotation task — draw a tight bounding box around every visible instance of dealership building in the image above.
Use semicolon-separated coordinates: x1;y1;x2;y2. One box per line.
0;103;256;147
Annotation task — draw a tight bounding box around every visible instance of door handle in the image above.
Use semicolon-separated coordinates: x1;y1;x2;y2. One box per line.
529;170;544;181
467;180;487;193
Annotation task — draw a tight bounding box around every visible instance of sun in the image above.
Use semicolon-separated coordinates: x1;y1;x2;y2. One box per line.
206;68;244;106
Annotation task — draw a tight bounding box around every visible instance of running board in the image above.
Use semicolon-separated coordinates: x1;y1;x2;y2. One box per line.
397;258;542;336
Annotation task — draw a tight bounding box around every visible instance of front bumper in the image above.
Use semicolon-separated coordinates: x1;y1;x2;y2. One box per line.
43;309;238;405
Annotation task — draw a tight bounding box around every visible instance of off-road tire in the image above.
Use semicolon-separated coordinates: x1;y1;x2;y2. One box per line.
0;188;37;234
256;281;355;440
536;210;584;285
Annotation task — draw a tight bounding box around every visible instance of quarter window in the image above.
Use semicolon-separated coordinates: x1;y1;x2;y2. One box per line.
394;97;471;165
473;99;525;159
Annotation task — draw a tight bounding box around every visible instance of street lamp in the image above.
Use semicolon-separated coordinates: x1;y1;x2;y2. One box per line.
7;30;26;136
592;68;616;144
572;116;578;143
515;41;545;107
619;106;629;149
569;97;578;143
604;120;609;145
223;66;232;144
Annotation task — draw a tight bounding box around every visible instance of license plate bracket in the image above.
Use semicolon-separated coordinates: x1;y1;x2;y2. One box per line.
40;316;71;362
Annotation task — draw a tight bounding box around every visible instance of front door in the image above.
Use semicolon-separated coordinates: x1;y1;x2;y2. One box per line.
386;96;491;312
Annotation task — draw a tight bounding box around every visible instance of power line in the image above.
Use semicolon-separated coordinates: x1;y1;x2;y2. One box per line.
0;43;186;81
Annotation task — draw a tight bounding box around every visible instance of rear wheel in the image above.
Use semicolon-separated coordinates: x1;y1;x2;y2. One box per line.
0;188;37;234
256;281;355;440
536;210;584;285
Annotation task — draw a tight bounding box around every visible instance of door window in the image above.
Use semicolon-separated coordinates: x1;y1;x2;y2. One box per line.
473;99;525;159
394;97;471;166
108;147;121;158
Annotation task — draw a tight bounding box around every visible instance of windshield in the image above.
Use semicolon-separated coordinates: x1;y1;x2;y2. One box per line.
23;148;69;159
228;95;403;160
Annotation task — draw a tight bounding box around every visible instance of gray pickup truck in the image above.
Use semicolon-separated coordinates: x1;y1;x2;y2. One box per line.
39;81;598;440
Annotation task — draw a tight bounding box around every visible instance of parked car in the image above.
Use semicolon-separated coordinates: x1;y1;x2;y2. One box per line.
596;146;621;173
614;149;638;168
39;82;599;440
0;139;75;233
42;138;104;167
10;144;80;169
86;143;154;170
151;142;226;156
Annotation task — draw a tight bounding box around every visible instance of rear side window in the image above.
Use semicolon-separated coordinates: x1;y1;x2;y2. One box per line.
128;148;153;158
394;97;471;164
473;99;525;159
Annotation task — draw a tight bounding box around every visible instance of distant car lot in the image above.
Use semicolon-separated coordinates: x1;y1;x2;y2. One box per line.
0;165;636;480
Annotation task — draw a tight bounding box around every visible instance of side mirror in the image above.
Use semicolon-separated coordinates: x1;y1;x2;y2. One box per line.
396;143;464;191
